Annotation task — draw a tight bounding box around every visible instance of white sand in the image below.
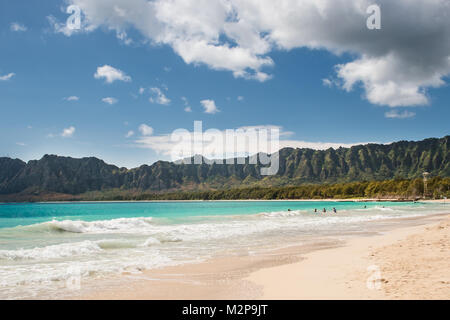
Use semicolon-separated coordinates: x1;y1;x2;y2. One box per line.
247;215;450;300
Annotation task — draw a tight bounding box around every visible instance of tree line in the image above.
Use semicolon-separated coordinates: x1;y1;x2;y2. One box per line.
81;176;450;201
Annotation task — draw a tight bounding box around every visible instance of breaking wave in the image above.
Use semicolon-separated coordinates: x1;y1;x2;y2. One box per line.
0;241;103;261
0;201;445;299
13;217;156;234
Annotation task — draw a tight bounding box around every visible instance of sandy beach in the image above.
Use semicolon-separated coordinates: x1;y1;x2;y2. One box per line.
248;214;450;300
80;212;450;300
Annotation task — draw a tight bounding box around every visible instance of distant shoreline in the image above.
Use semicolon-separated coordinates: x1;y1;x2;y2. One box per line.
1;199;447;204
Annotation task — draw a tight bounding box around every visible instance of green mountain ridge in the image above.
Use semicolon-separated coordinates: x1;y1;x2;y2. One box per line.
0;136;449;197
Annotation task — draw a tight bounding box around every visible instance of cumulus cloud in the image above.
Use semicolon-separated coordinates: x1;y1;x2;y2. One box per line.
201;99;220;114
61;126;76;138
64;96;80;101
385;109;416;119
0;73;15;81
149;87;171;105
102;97;118;105
61;0;450;107
59;0;273;81
94;65;131;83
125;130;135;138
10;23;27;32
139;124;154;136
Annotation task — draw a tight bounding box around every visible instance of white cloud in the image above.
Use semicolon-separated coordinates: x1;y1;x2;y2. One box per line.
116;30;133;45
139;87;145;95
61;126;76;138
336;56;433;107
237;96;244;101
62;0;450;107
47;15;72;36
47;11;96;37
201;99;220;114
16;142;26;147
182;97;192;112
102;97;118;105
10;23;27;32
322;78;334;87
94;65;131;83
278;140;371;150
125;130;135;138
139;124;154;136
0;73;15;81
134;124;372;160
149;87;171;105
65;96;80;101
385;110;416;119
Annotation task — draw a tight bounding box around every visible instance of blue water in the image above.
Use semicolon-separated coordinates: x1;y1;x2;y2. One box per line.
0;201;447;299
0;201;410;229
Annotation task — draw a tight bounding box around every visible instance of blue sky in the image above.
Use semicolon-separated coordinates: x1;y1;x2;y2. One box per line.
1;0;449;168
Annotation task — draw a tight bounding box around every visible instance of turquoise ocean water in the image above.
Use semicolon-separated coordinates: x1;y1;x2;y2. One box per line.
0;201;448;299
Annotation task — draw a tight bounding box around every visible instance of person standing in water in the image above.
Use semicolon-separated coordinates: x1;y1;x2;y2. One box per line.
333;207;337;213
323;208;327;213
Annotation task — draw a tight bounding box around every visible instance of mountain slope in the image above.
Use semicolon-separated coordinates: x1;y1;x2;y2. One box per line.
0;136;448;196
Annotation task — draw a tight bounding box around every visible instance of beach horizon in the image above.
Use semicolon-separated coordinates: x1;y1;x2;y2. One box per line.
4;199;447;205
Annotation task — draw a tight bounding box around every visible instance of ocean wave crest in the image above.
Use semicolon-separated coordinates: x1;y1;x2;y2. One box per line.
12;217;156;235
0;241;103;261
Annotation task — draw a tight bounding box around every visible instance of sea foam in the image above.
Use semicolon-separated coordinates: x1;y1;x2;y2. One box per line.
43;217;155;234
0;241;102;261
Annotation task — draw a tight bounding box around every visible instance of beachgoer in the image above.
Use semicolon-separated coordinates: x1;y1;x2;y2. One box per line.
333;207;337;213
323;208;327;213
314;209;318;213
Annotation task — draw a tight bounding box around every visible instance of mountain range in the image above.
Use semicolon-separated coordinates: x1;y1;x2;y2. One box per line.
0;136;448;198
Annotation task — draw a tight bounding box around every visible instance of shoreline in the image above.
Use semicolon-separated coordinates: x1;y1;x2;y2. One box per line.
3;199;447;204
247;213;450;299
78;212;450;300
